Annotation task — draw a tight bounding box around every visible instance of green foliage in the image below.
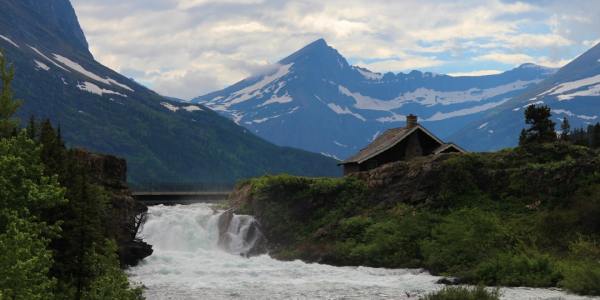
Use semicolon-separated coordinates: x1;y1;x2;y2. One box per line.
0;134;65;299
420;286;499;300
421;208;509;275
0;213;56;300
560;117;571;141
519;105;557;146
560;261;600;295
473;251;562;287
0;58;144;299
0;51;21;138
558;237;600;295
83;240;143;300
332;207;434;267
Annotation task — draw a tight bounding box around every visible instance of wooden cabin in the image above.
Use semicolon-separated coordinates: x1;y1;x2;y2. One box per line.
339;114;466;175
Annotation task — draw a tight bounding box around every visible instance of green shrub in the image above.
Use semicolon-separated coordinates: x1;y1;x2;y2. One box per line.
332;211;434;267
560;262;600;295
559;237;600;295
421;208;509;275
473;251;561;287
420;286;499;300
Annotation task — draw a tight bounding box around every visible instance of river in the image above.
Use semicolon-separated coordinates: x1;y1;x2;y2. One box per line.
128;203;597;300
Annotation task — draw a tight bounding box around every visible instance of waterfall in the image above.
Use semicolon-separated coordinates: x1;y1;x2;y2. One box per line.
137;203;264;256
216;209;266;256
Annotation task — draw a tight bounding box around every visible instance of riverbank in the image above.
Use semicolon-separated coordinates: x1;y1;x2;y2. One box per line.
231;142;600;296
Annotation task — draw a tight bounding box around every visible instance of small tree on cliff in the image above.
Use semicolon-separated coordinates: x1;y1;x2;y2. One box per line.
0;51;22;138
519;105;557;146
560;117;571;142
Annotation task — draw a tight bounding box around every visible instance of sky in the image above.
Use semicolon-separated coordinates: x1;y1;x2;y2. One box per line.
70;0;600;100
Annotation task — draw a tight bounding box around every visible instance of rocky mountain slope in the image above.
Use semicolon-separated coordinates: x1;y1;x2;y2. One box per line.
193;39;554;158
0;0;340;187
452;42;600;151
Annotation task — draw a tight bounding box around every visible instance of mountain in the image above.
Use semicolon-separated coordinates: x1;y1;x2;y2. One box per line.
451;42;600;151
192;39;555;159
0;0;340;188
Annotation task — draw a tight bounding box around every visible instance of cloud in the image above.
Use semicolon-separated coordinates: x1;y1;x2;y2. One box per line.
70;0;599;99
356;56;443;73
474;52;536;65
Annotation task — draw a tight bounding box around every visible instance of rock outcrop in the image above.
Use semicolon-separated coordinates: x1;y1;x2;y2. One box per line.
71;149;153;266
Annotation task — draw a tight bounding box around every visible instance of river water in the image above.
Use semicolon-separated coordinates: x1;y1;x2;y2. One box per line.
128;203;597;300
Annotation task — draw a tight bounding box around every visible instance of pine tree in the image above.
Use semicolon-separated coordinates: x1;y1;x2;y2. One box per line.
560;117;571;142
26;115;37;140
519;105;557;146
0;51;21;138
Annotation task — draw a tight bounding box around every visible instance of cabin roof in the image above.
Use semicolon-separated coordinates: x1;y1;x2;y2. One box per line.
433;143;467;155
341;124;446;165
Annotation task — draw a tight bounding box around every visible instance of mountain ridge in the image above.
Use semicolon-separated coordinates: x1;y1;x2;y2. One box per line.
193;38;554;158
0;1;341;187
451;42;600;151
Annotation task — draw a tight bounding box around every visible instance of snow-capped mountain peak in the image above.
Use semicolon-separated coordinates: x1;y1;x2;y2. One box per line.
193;40;555;159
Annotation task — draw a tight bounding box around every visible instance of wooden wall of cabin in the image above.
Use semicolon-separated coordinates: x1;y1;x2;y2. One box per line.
359;130;442;172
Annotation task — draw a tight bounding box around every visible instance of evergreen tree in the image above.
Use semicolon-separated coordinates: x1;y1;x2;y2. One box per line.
519;105;557;146
592;123;600;149
0;51;21;138
560;117;571;142
0;134;66;299
27;115;37;140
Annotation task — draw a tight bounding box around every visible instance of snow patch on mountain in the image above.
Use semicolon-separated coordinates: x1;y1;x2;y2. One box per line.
535;74;600;101
370;131;381;142
426;99;510;121
327;103;366;121
339;80;538;111
183;105;202;112
34;60;50;71
250;115;282;124
354;67;383;80
77;81;127;97
52;54;134;92
523;101;544;108
377;112;407;123
552;109;598;121
334;141;348;148
321;152;340;160
0;35;19;48
160;102;179;112
259;93;293;107
208;63;293;111
29;46;70;72
478;122;489;129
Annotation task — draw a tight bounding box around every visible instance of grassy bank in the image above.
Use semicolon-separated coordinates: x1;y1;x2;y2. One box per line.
236;143;600;295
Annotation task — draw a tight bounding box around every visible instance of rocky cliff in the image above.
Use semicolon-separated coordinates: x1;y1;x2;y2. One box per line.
71;149;152;266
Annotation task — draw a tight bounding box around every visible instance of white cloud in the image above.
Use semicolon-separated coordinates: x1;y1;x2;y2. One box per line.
355;56;443;73
69;0;599;99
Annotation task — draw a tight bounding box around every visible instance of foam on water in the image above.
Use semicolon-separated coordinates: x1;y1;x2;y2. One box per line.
128;203;596;300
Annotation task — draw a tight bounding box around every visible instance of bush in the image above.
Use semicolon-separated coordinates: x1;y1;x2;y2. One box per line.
421;208;509;275
559;237;600;295
420;286;499;300
332;210;434;267
560;262;600;295
473;251;561;287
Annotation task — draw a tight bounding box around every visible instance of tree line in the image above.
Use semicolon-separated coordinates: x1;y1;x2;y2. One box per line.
519;104;600;149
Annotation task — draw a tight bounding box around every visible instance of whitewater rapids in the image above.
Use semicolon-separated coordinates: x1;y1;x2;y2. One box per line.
128;203;596;300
